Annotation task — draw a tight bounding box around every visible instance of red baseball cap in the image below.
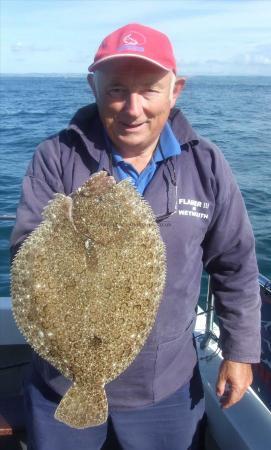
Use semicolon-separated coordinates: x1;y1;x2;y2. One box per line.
88;23;177;74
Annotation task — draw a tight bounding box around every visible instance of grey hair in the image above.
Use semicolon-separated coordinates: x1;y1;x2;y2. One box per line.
169;73;176;101
92;70;176;101
92;71;100;99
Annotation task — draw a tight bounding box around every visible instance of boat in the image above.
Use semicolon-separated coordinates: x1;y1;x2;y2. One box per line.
195;275;271;449
0;214;270;449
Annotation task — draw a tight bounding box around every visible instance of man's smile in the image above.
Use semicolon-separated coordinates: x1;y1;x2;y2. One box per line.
119;121;146;130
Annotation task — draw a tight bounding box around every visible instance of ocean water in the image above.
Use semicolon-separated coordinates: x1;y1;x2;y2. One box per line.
0;75;270;297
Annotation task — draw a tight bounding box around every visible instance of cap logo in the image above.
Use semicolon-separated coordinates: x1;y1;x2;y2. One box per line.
116;30;146;53
122;31;146;46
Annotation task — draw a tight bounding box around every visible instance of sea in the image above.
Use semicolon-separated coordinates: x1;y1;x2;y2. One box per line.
0;75;270;299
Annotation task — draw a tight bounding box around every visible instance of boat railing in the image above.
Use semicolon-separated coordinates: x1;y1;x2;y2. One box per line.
259;273;271;295
200;277;215;349
0;214;16;221
200;273;271;350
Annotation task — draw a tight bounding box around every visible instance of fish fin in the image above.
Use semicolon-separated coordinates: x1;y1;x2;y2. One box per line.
73;171;116;198
42;194;73;222
54;383;108;429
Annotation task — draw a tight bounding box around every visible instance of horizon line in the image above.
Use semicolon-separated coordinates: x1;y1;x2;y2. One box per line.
1;73;271;77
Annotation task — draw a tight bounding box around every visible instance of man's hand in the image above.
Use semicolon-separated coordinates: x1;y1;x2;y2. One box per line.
216;360;253;409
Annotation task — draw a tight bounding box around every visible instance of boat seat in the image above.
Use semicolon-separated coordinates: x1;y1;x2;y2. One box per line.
0;344;31;440
0;395;25;436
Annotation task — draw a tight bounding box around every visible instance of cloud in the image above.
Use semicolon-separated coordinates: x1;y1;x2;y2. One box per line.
11;42;53;53
233;44;271;66
178;42;271;76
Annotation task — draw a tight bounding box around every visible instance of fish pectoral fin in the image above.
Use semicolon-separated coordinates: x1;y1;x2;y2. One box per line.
54;382;108;429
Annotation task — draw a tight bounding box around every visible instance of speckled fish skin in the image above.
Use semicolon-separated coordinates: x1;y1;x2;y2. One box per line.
11;171;166;429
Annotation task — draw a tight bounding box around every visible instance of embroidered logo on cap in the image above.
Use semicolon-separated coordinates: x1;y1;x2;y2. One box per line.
118;31;146;53
122;31;146;46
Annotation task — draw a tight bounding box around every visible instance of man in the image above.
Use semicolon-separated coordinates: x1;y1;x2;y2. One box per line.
10;23;261;450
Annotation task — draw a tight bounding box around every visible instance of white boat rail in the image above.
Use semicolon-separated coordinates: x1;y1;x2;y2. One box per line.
0;214;16;221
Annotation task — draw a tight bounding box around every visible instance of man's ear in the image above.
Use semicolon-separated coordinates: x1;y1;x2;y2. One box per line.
170;77;186;108
87;73;97;98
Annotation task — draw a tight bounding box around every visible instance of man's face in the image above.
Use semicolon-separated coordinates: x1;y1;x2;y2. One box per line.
89;59;184;156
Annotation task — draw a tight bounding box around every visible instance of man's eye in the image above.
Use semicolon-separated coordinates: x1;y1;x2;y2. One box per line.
144;89;159;95
108;88;125;98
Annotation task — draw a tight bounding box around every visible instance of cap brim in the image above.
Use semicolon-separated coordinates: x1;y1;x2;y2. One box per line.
88;53;174;73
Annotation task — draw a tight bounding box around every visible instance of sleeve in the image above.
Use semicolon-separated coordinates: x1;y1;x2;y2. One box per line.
10;137;65;261
202;150;261;363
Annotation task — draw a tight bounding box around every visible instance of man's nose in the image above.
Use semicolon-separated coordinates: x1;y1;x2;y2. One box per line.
123;92;143;117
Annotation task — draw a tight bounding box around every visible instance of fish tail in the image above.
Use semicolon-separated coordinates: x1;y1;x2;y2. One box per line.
54;383;108;429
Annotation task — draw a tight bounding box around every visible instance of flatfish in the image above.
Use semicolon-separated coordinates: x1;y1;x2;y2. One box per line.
11;171;166;428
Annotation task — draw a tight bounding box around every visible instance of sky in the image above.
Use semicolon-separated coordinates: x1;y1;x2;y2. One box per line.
1;0;271;76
